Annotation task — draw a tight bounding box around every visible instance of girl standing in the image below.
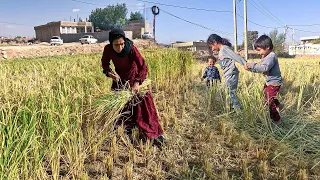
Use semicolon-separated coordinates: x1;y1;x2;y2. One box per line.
207;34;247;110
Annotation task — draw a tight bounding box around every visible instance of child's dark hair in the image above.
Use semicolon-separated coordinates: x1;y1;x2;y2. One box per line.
254;35;273;50
207;56;217;63
207;34;232;47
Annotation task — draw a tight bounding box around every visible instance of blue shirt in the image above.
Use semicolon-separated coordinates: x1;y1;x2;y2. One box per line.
202;66;221;80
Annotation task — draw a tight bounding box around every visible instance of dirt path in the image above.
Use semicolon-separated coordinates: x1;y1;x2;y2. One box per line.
0;39;157;60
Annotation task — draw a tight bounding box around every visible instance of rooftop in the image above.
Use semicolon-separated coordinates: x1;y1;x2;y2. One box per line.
34;21;93;29
300;36;320;41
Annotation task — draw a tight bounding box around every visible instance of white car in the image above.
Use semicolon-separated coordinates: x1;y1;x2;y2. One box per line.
79;35;98;44
50;36;63;45
142;32;153;39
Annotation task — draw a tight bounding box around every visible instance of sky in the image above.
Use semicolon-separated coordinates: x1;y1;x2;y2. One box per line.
1;0;320;44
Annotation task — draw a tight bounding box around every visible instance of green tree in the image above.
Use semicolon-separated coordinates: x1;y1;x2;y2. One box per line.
129;11;143;21
89;3;128;31
269;29;285;54
311;38;320;44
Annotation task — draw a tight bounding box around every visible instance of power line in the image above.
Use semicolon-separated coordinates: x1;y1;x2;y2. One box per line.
247;0;282;26
137;0;232;13
138;0;279;29
236;13;278;29
288;24;320;27
161;9;238;36
0;21;34;27
293;28;320;34
254;0;284;25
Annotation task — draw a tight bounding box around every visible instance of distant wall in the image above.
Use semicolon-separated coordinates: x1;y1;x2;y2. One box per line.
194;42;208;51
35;25;61;42
123;20;150;39
289;44;320;55
61;31;133;43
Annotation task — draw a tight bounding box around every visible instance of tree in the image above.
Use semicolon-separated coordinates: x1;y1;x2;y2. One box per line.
311;38;320;44
248;31;258;50
89;3;128;31
129;11;143;21
269;29;285;54
242;30;258;50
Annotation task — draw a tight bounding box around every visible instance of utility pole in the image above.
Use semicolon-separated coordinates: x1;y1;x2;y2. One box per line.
151;6;159;43
244;0;248;60
284;24;287;41
292;28;295;45
233;0;238;52
144;4;147;22
283;25;288;49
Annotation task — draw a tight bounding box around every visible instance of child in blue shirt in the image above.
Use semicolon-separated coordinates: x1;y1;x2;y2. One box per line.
201;56;221;87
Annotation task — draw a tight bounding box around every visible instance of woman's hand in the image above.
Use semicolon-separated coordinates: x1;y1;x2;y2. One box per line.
132;82;140;94
108;72;120;82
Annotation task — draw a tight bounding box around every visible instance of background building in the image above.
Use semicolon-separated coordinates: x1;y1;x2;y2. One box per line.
123;20;151;39
34;21;94;42
170;40;208;52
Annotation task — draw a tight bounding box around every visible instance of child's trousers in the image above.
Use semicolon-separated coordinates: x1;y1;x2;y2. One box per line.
206;79;219;87
225;74;243;110
263;84;281;122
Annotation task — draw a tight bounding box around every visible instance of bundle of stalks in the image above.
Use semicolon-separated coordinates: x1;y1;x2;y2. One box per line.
85;79;152;153
92;78;152;120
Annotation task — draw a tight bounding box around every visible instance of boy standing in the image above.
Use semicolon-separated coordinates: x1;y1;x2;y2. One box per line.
202;56;221;87
245;35;284;125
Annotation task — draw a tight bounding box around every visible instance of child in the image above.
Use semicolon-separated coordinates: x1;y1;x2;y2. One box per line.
207;34;247;110
244;35;284;125
201;56;221;87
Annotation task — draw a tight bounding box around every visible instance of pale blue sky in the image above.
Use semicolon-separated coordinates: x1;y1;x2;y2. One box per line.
0;0;320;44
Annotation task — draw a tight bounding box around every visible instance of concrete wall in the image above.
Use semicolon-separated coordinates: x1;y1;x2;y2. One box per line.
194;42;208;51
171;41;208;52
289;44;320;55
61;31;133;43
123;20;150;39
35;26;61;42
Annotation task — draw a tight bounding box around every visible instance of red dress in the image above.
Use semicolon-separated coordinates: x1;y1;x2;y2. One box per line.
101;44;163;139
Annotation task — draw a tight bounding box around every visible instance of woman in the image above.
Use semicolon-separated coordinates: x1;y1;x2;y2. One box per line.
207;34;247;110
101;29;166;146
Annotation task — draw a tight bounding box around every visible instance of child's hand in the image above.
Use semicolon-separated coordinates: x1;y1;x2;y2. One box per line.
244;62;253;71
244;64;249;70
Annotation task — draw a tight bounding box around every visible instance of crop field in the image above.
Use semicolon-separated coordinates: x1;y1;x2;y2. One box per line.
0;49;319;179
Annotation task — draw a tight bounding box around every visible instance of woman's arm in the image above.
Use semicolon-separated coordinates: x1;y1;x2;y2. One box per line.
101;45;119;81
131;46;148;84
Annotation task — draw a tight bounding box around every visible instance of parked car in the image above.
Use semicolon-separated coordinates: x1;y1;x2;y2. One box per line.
142;32;153;39
27;39;35;45
79;35;98;44
50;36;63;45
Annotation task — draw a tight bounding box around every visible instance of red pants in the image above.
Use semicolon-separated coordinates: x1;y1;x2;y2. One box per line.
116;91;163;139
263;84;281;121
